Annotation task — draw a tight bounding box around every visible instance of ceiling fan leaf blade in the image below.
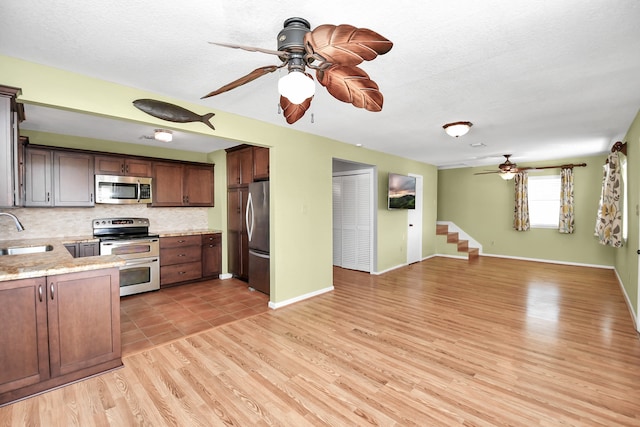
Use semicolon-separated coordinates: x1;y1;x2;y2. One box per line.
280;95;312;124
306;24;393;66
317;65;384;111
201;65;280;99
208;41;289;58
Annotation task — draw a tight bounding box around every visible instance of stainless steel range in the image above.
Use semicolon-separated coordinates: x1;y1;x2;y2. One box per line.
93;217;160;297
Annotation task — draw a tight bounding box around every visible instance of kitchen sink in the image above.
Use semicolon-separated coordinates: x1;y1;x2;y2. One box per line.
0;244;54;256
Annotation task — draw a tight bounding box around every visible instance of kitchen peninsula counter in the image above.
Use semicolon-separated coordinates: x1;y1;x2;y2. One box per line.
0;236;124;282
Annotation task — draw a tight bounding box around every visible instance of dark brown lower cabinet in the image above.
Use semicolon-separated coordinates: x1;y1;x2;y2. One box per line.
159;235;202;287
202;233;222;278
0;268;122;406
227;187;249;281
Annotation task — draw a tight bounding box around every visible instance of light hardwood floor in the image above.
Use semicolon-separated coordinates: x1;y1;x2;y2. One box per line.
2;256;640;426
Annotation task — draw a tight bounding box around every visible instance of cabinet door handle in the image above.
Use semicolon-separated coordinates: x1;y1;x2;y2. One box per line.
121;164;125;174
50;283;54;300
47;192;50;202
178;253;186;257
90;193;94;203
38;285;43;302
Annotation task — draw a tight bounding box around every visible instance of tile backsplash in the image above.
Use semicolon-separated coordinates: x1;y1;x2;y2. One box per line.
0;205;211;240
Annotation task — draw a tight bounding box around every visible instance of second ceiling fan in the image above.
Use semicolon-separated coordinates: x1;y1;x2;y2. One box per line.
201;17;393;124
474;155;587;179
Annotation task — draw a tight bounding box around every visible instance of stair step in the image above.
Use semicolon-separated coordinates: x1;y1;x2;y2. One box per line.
436;224;449;235
437;223;480;262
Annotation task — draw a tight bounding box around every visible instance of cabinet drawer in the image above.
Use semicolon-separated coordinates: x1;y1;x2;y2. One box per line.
160;245;201;266
161;262;202;285
201;233;221;245
160;235;201;249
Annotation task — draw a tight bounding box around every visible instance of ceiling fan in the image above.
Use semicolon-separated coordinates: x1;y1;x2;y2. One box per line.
474;155;588;179
474;155;522;177
201;17;393;124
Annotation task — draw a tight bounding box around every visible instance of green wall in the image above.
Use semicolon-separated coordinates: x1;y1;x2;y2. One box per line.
0;55;438;304
438;154;616;266
614;110;640;317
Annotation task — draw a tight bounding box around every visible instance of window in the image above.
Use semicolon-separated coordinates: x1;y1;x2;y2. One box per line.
528;175;561;228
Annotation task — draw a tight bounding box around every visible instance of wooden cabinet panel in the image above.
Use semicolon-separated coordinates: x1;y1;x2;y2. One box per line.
227;188;248;280
184;164;214;206
227;147;253;187
0;86;22;208
53;151;94;207
25;148;94;207
159;235;203;287
64;242;99;258
0;277;49;395
252;146;269;181
47;269;120;377
79;242;99;257
152;162;214;207
0;268;121;406
160;245;201;265
95;155;152;177
202;234;222;278
160;235;202;249
124;158;152;177
24;148;52;206
160;261;203;285
152;162;184;206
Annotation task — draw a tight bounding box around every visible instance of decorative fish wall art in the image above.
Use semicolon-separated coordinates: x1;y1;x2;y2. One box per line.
133;99;216;131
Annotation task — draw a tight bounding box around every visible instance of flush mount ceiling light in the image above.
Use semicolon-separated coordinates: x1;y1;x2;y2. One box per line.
443;121;473;138
154;129;173;142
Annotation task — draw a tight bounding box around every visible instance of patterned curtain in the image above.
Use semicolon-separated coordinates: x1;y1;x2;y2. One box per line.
558;168;574;233
595;152;622;247
513;172;530;231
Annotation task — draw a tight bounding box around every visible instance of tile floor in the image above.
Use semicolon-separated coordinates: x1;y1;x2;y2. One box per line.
120;278;270;356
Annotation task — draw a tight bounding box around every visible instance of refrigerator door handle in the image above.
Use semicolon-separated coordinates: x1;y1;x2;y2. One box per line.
246;191;254;242
249;249;270;259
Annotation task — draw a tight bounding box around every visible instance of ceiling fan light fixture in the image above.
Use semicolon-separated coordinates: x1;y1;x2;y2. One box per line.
443;121;473;138
500;171;515;180
154;129;173;142
278;70;315;104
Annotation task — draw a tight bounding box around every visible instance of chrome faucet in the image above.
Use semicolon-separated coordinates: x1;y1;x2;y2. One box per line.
0;212;25;231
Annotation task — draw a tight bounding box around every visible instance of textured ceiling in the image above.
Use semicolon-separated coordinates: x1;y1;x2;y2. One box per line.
1;0;639;168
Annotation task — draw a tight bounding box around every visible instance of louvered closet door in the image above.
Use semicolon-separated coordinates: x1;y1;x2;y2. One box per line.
333;173;371;272
332;177;342;266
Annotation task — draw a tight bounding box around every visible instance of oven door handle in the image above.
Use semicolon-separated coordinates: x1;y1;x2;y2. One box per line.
102;238;159;246
124;258;159;266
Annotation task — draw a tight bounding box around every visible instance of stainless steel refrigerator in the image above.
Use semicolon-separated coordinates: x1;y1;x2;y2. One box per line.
247;181;270;295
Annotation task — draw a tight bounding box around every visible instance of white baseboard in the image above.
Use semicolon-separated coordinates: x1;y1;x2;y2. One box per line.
613;268;639;332
218;273;233;280
268;286;334;310
479;252;615;270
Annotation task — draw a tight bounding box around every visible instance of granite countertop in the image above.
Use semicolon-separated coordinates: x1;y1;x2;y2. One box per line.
0;236;124;282
158;229;222;237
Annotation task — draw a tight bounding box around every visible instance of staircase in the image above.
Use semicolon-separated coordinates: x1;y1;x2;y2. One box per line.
436;224;480;261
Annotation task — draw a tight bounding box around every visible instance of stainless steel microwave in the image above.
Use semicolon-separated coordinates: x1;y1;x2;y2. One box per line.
95;175;153;204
